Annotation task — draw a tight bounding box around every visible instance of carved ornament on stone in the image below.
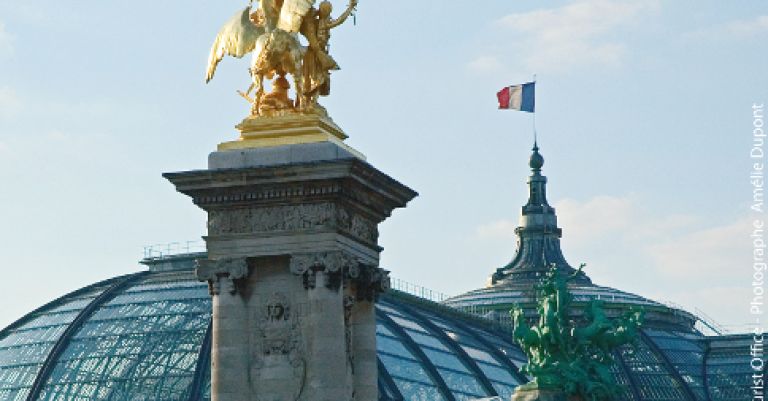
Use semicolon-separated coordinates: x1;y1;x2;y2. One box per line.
289;251;390;300
250;292;306;401
208;203;379;244
194;183;343;207
195;257;249;295
343;295;355;371
289;251;353;291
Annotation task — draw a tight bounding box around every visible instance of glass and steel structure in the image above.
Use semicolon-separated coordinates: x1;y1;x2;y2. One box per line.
0;255;760;401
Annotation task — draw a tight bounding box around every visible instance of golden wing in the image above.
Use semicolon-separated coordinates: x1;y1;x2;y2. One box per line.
259;0;280;31
277;0;316;33
205;6;266;83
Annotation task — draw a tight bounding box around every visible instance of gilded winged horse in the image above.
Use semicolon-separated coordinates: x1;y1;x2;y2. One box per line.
206;0;315;115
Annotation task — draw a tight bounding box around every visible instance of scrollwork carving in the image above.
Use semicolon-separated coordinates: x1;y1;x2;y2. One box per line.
353;264;390;302
289;251;389;300
289;251;355;291
195;257;250;295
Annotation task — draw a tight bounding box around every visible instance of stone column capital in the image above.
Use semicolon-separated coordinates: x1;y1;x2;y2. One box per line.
196;257;250;295
289;251;390;300
289;251;356;275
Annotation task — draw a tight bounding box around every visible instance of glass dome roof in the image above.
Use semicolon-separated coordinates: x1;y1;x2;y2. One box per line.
0;256;758;401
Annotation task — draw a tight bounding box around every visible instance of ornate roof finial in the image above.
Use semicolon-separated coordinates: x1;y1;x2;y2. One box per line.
529;142;544;173
488;144;591;286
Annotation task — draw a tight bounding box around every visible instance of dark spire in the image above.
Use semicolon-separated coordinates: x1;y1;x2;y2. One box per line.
524;143;548;212
489;145;590;286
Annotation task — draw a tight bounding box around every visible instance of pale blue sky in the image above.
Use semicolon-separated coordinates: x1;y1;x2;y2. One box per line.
0;0;765;331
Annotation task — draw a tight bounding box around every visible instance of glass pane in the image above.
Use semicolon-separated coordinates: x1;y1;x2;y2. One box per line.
377;303;407;318
35;274;211;401
490;381;517;401
0;284;109;398
379;354;433;384
645;330;707;401
706;336;753;401
436;368;486;396
618;336;690;401
421;348;470;373
388;316;429;334
376;322;397;337
461;345;500;365
377;334;415;359
406;330;450;352
392;378;444;401
476;362;517;384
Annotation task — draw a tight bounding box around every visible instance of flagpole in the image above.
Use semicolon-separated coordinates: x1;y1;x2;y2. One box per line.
532;74;537;147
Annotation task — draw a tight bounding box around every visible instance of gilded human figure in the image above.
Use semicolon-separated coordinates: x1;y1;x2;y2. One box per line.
300;0;357;107
205;0;358;116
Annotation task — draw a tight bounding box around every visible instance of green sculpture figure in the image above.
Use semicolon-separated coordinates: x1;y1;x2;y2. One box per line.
511;264;643;401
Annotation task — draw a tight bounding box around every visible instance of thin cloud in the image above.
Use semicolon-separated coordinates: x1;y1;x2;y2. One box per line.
685;15;768;41
0;86;21;119
646;218;751;279
474;195;640;247
723;15;768;37
0;22;13;57
46;130;70;141
646;286;755;331
467;56;503;74
555;195;636;247
475;219;517;240
491;0;658;73
552;195;745;282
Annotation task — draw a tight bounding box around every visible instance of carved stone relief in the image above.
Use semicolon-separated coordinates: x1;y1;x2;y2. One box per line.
209;203;334;235
207;203;379;244
250;292;306;401
348;214;378;244
195;257;249;295
343;295;355;372
289;251;353;291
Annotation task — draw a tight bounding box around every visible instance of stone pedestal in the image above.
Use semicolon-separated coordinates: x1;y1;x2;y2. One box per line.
511;387;571;401
164;140;416;401
218;112;361;158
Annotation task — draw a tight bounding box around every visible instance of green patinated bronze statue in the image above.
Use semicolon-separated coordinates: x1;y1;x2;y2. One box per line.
511;264;643;401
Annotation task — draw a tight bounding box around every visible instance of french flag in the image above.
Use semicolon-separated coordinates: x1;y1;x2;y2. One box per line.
497;82;535;112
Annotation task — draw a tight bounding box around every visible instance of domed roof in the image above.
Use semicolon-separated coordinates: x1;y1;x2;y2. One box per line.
445;145;697;331
0;255;758;401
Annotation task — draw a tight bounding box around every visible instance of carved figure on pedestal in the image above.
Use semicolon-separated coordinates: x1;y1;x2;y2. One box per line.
251;292;307;401
205;0;357;117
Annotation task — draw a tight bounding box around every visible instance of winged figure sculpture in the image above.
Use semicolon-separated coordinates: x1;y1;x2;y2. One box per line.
206;0;357;117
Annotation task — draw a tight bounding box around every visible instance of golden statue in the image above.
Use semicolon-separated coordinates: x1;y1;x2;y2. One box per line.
206;0;357;117
300;0;357;106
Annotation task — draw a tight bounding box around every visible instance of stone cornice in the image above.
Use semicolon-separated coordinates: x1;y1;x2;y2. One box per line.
163;159;417;220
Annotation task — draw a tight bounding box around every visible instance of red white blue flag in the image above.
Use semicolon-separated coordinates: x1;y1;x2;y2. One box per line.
497;82;535;112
